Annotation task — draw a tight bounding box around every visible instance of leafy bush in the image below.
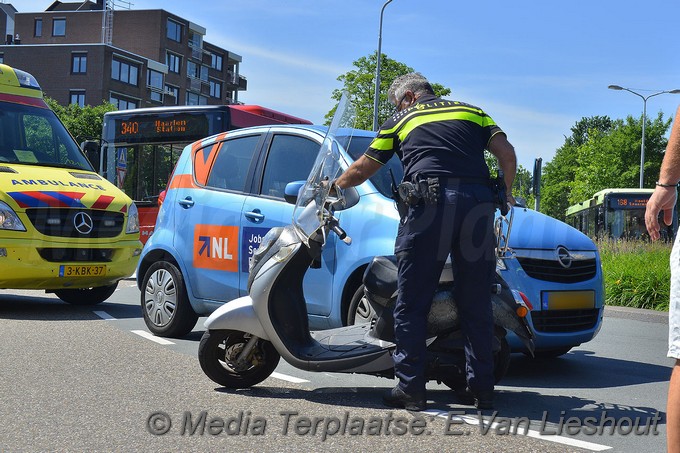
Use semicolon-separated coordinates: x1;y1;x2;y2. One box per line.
599;240;671;311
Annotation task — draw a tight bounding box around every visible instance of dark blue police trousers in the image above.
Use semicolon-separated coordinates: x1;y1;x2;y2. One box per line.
393;182;496;396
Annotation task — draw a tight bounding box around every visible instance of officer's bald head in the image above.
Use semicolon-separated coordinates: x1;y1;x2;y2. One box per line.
388;73;435;105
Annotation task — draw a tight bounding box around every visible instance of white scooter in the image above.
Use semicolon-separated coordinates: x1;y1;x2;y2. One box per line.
198;93;534;392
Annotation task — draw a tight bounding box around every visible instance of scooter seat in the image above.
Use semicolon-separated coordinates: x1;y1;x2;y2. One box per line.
363;255;398;301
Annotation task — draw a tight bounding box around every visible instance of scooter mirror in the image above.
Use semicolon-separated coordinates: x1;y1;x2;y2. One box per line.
284;181;306;205
330;186;360;211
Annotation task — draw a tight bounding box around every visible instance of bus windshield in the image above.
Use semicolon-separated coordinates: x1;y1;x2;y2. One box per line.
0;101;92;171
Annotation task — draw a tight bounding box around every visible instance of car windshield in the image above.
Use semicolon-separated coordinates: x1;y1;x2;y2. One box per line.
339;134;403;198
0;101;93;171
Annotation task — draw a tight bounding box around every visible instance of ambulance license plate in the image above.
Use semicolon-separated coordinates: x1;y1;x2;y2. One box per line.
59;265;107;277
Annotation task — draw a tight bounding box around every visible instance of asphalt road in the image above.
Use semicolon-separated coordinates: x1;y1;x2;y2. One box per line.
0;282;672;452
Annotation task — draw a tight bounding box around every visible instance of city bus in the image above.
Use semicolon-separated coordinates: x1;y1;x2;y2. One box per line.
100;104;312;242
565;188;677;240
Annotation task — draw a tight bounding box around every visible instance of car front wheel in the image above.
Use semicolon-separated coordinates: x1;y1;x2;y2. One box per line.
141;261;198;338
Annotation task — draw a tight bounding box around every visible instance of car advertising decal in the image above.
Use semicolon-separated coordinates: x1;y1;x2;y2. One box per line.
194;224;239;272
193;142;221;186
241;226;271;272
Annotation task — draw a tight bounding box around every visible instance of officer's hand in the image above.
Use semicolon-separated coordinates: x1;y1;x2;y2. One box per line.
507;193;516;207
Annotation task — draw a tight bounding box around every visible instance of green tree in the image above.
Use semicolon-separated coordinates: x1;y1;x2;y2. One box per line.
570;112;672;203
540;116;614;220
325;53;451;129
45;97;116;144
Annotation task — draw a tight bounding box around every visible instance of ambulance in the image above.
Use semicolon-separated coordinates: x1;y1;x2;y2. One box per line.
0;64;142;304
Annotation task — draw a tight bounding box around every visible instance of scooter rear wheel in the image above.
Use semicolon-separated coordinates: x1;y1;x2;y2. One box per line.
198;329;280;388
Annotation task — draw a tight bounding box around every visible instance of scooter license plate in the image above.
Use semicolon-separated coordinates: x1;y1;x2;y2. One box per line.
541;290;595;310
59;265;107;277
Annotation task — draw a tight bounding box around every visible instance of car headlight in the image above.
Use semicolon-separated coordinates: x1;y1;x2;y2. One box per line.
0;201;26;231
126;202;140;234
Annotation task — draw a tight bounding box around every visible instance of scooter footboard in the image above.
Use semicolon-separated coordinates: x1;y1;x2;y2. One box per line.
203;296;270;340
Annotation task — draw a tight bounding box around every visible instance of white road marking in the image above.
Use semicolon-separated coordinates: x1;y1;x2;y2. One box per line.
93;311;116;320
271;372;310;384
131;329;176;345
423;409;611;451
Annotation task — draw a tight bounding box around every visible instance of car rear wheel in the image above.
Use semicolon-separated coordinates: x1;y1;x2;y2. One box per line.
141;261;198;338
347;285;375;325
54;282;118;305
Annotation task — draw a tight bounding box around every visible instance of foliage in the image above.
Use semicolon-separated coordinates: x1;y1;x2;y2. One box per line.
325;53;451;129
45;97;116;144
599;240;671;311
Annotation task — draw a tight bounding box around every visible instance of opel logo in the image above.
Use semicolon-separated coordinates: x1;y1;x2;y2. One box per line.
556;246;573;269
73;212;94;235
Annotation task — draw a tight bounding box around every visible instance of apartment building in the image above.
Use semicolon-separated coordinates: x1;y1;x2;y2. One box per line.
0;0;246;109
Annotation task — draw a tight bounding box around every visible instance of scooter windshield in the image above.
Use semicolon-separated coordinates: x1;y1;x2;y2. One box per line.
293;92;356;244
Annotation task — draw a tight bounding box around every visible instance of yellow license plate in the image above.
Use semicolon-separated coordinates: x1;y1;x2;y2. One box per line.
541;291;595;310
59;265;107;277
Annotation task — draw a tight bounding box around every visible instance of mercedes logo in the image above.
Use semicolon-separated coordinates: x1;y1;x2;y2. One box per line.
556;246;573;269
73;211;94;235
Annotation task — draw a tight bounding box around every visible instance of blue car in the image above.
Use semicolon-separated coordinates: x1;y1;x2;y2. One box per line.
137;125;603;357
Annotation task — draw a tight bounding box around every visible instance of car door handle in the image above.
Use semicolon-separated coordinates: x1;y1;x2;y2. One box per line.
245;209;265;223
178;197;194;208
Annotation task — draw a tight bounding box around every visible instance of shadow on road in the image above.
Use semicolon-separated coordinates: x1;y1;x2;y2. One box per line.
0;293;142;321
502;350;672;389
213;385;665;428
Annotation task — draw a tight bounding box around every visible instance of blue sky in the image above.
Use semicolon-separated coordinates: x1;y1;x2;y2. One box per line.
16;0;680;170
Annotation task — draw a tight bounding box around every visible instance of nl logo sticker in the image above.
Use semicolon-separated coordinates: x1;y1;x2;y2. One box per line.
194;225;239;272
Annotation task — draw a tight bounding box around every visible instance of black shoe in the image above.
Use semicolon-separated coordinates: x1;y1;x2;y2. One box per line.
457;387;494;410
382;386;426;411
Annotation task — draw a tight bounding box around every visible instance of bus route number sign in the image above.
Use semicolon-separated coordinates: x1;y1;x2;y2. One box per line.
610;196;649;209
113;113;210;144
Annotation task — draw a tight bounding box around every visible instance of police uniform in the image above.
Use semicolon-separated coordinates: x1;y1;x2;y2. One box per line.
365;94;505;398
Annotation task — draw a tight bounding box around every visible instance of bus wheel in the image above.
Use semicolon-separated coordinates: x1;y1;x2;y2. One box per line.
141;261;198;338
54;283;118;305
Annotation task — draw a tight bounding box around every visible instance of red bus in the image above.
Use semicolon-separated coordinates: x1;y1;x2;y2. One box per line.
100;104;312;242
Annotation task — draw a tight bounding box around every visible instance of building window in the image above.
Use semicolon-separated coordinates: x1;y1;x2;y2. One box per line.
70;91;85;107
186;61;199;79
111;58;139;86
34;19;43;37
186;92;207;106
110;95;137;110
166;19;182;42
209;80;221;99
52;18;66;37
165;84;179;105
188;30;203;49
147;69;164;102
211;53;223;71
71;53;87;74
166;52;181;74
0;54;4;64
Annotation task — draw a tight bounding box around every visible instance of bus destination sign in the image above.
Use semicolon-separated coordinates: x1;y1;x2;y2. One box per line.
609;195;649;209
113;113;212;145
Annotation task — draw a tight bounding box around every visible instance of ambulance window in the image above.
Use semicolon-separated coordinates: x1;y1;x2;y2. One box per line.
23;115;56;161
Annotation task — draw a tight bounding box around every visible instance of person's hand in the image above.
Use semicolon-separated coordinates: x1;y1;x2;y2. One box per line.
645;186;677;241
507;193;516;207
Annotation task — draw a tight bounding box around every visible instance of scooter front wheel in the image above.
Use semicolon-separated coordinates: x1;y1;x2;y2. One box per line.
198;329;280;388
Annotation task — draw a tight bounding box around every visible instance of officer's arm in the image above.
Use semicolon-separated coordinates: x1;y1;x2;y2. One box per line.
335;155;382;189
488;133;517;194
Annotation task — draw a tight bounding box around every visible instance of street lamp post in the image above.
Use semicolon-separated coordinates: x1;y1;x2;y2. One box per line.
373;0;394;132
608;85;680;188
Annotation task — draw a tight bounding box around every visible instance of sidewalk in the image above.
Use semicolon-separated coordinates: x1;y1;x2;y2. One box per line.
604;304;669;324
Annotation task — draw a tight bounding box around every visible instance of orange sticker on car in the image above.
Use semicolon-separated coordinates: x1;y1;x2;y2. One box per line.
194;224;239;272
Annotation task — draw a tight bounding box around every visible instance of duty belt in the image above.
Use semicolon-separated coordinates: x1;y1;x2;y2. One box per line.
397;175;491;207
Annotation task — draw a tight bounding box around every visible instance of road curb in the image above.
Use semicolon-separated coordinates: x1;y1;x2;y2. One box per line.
604;305;669;324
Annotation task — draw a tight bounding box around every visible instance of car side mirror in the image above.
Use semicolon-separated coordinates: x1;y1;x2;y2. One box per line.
81;140;100;171
284;181;306;204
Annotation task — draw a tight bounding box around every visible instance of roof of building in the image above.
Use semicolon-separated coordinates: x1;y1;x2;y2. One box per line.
46;1;104;12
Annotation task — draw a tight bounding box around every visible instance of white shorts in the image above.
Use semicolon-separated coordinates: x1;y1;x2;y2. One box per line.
670;233;680;359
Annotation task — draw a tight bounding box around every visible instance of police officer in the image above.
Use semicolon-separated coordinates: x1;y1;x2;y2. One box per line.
334;73;517;411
